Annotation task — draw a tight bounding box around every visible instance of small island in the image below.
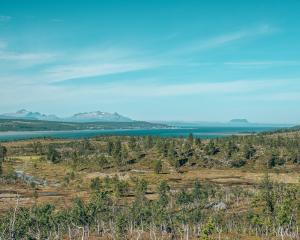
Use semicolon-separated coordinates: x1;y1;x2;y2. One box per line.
229;119;249;124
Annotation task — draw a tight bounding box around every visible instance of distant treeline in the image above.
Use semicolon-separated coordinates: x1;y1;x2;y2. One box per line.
0;119;167;131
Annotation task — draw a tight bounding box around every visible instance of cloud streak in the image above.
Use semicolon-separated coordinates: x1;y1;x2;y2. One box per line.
61;78;299;98
5;78;300;113
0;51;60;70
224;61;300;68
43;25;277;83
0;52;57;61
42;47;163;83
175;24;276;54
0;24;280;86
0;23;293;105
46;62;159;83
0;46;163;85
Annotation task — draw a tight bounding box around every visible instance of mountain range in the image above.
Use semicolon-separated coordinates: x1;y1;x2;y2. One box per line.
0;109;134;122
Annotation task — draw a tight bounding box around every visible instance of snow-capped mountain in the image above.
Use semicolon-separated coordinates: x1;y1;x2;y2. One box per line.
66;111;133;122
0;109;60;121
0;109;134;122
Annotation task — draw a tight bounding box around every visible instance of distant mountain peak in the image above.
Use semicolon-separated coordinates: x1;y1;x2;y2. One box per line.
0;109;59;121
68;110;133;122
16;109;29;114
0;109;133;123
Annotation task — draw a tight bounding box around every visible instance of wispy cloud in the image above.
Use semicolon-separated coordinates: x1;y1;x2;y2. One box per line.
253;92;300;101
0;47;163;85
40;47;166;83
0;15;11;22
175;24;276;54
46;62;158;83
224;61;300;68
65;78;297;98
0;24;288;93
0;51;59;70
0;23;281;85
104;80;250;97
0;52;57;61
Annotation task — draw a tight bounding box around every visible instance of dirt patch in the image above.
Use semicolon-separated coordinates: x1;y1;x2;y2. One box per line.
85;171;131;181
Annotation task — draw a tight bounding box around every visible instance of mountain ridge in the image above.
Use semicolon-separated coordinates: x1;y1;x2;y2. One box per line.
0;109;134;123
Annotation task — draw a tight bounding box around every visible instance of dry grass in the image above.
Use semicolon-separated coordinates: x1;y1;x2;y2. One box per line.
2;152;299;210
1;137;299;214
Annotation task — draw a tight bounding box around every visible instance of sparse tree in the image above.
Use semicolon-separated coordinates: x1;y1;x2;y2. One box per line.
154;159;162;174
47;145;60;163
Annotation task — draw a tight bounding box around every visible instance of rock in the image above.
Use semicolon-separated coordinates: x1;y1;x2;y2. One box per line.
213;201;227;210
15;171;48;186
205;201;227;210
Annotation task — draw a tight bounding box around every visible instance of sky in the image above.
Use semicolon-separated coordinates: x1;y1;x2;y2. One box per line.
0;0;300;123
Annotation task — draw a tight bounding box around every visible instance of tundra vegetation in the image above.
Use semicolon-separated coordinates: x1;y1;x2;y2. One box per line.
0;130;299;239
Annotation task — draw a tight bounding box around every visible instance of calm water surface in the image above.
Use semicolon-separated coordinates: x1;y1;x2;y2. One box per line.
0;126;285;141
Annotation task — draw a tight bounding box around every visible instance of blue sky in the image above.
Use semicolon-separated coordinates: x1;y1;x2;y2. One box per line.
0;0;300;123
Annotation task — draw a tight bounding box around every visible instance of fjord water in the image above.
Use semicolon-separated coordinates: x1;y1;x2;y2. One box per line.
0;126;285;141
